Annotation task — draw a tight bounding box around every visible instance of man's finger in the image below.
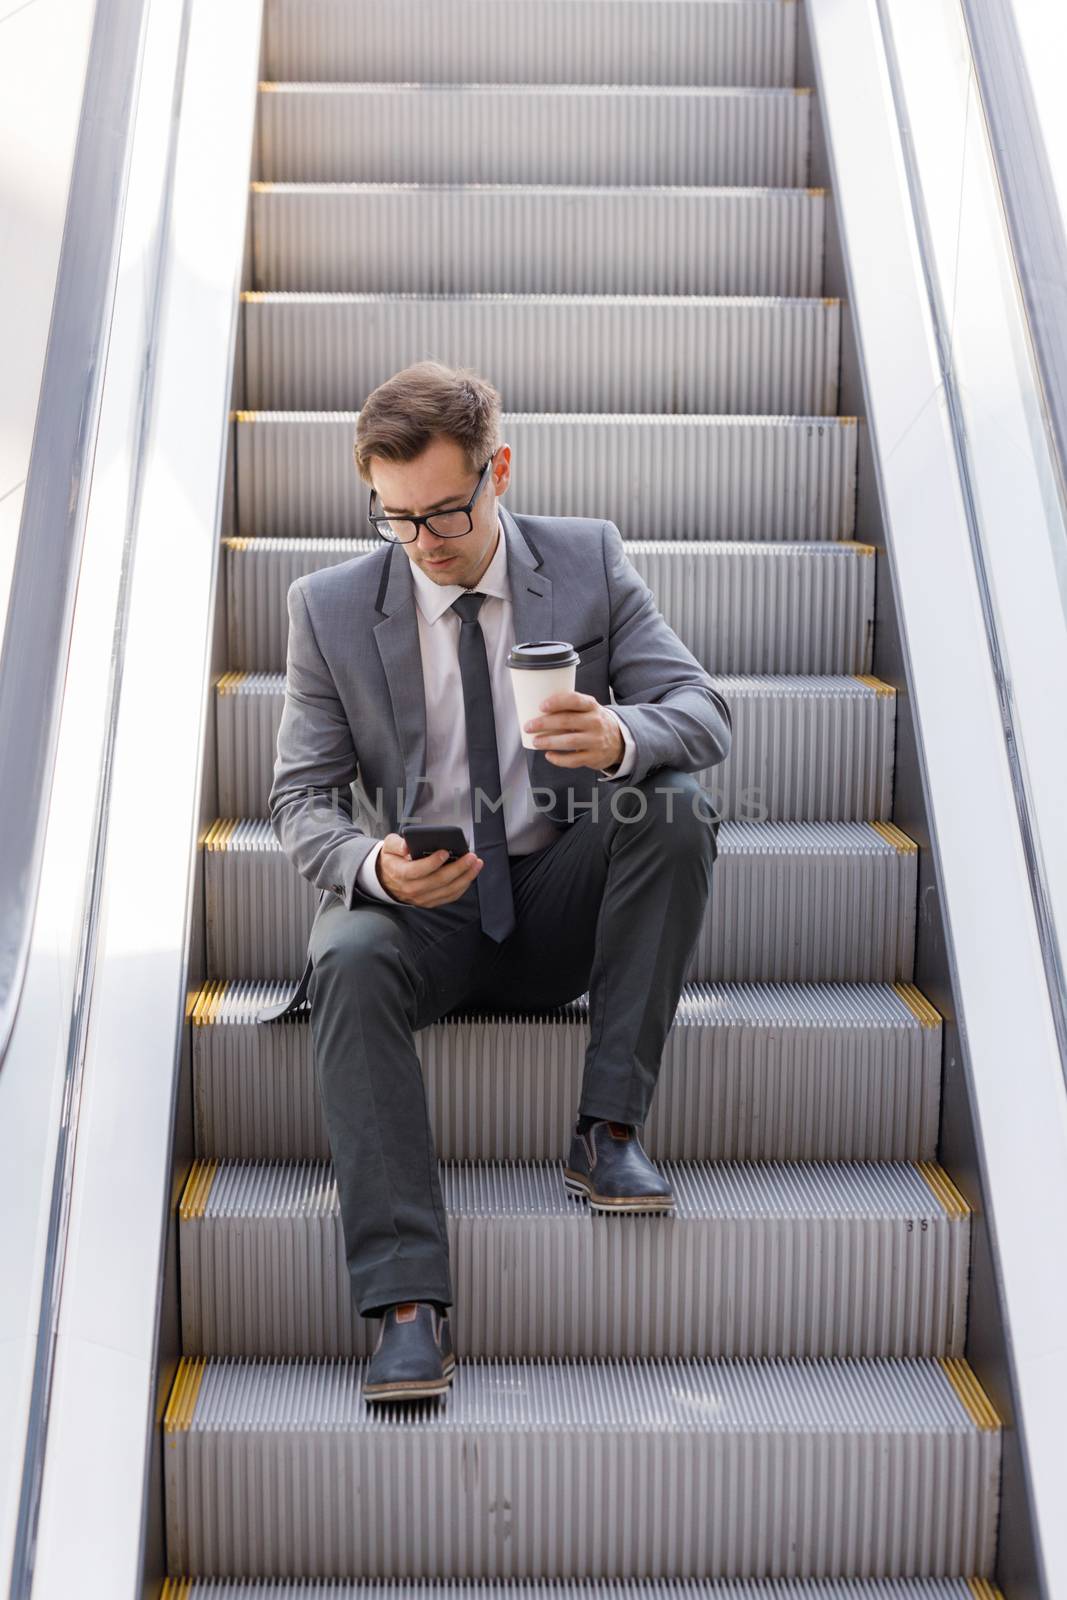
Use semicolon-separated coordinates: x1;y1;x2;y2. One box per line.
399;849;457;879
532;730;591;749
536;690;593;715
529;713;598;738
543;749;598;767
434;851;482;884
412;854;483;900
409;849;482;882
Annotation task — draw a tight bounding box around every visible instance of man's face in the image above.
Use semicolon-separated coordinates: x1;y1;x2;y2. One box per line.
370;435;511;589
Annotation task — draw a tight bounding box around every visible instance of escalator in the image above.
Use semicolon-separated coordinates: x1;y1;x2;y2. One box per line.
160;1;1005;1587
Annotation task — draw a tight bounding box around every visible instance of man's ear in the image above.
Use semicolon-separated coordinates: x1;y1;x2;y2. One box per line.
491;442;512;494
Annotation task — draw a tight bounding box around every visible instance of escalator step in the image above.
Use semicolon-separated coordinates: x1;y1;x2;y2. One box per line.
190;977;941;1164
223;537;877;680
177;1154;970;1360
162;1353;1000;1579
232;408;855;542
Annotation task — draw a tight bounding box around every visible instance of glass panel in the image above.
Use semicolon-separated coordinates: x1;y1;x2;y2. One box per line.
879;0;1067;1021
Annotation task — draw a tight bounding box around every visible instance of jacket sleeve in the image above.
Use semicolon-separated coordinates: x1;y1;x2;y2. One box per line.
601;519;732;784
267;578;381;909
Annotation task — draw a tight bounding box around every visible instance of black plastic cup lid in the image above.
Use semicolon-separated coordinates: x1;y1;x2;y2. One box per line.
507;640;580;670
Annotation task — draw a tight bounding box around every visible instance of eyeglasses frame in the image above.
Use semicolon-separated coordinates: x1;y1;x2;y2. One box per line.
367;454;496;543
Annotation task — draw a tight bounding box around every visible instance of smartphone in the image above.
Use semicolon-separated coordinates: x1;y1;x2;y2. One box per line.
399;823;471;862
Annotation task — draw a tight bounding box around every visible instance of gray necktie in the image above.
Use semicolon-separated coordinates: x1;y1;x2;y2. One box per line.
449;591;516;942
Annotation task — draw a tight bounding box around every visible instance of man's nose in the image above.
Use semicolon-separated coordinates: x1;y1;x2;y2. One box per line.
416;528;451;556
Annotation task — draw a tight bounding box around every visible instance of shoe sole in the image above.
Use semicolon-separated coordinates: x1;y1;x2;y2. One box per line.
363;1354;456;1402
562;1169;675;1212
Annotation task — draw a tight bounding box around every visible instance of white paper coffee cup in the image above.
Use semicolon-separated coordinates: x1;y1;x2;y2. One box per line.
507;640;581;748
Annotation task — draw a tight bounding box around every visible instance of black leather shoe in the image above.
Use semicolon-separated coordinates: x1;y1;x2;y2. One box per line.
362;1301;456;1401
563;1119;675;1212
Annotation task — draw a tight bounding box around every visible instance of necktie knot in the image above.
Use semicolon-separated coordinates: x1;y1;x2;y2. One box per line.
450;591;487;623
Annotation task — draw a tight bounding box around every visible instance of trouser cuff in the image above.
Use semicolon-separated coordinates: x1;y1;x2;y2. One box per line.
354;1277;453;1319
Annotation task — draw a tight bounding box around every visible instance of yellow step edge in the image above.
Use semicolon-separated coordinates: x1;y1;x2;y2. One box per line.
164;1356;207;1433
198;818;223;850
214;671;249;695
838;539;877;555
189;979;227;1028
232;409;259;422
868;819;919;855
852;673;896;698
915;1160;970;1219
939;1357;1002;1431
222;536;252;550
160;1581;193;1599
179;1159;218;1222
968;1581;1006;1600
200;818;238;851
893;982;943;1028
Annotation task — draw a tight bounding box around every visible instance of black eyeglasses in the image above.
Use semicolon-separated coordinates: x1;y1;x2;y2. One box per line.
368;456;494;543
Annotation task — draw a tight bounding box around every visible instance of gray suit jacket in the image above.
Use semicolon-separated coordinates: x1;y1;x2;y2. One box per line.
257;502;732;1022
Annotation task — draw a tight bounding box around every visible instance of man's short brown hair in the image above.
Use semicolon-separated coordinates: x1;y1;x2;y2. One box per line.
353;359;502;485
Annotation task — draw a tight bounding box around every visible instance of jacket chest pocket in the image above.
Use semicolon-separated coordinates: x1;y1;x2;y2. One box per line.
573;635;609;672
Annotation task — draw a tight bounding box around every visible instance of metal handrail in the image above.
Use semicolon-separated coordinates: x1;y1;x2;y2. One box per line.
0;0;150;1073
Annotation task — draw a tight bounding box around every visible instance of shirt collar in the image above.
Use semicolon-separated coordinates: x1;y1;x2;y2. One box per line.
409;517;511;624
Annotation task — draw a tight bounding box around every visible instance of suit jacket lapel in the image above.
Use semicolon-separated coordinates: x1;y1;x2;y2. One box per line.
499;504;557;794
372;544;427;823
372;503;556;822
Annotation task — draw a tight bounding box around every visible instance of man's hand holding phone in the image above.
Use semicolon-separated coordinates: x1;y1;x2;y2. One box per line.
376;824;483;907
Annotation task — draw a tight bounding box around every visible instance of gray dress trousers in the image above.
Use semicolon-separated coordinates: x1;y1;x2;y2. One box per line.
306;765;718;1318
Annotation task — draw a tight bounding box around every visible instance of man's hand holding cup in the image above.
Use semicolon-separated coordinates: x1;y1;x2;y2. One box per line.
507;640;621;769
522;691;624;769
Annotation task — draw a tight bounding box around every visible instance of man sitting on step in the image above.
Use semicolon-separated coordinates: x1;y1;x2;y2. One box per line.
261;359;732;1402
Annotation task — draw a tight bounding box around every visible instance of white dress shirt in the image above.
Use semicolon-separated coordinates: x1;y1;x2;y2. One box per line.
356;518;637;902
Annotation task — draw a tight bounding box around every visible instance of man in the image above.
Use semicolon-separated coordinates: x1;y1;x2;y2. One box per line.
259;361;732;1402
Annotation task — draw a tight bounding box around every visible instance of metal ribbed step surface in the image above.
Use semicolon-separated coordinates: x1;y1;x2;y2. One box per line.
202;818;917;985
178;1156;969;1359
250;185;826;296
215;669;895;822
163;1354;999;1579
262;1;799;87
257;85;813;187
241;293;842;415
162;0;999;1584
223;537;877;678
233;411;856;541
190;979;941;1165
